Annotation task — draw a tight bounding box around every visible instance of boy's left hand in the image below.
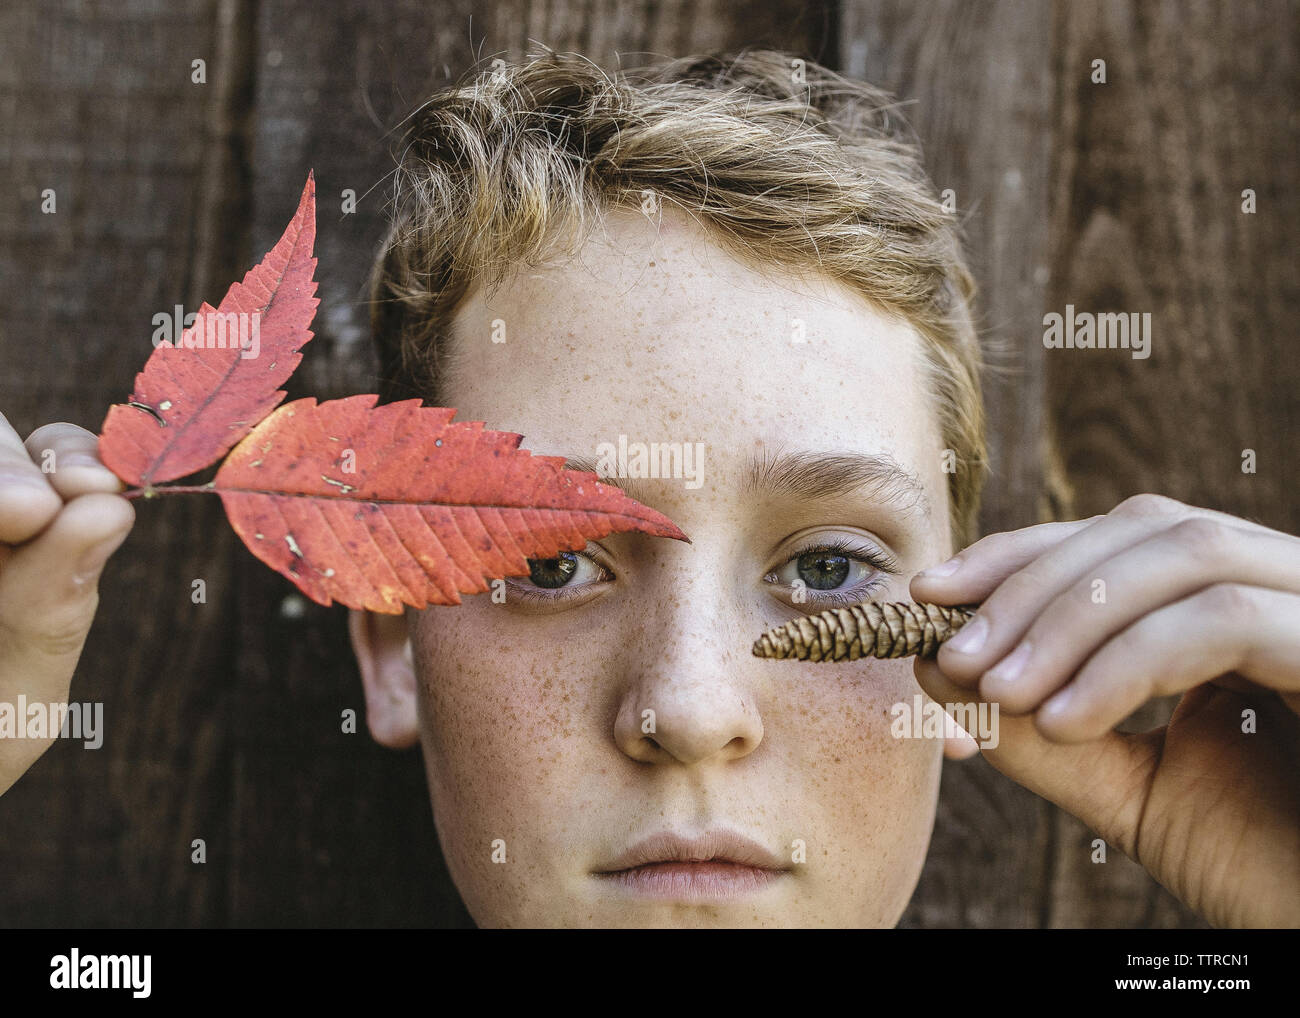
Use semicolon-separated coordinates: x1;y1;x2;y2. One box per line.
910;493;1300;928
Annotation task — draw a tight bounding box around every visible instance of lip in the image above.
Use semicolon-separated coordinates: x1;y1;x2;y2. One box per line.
594;830;791;902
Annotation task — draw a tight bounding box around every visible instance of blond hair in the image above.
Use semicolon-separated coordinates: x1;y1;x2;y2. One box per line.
370;47;986;546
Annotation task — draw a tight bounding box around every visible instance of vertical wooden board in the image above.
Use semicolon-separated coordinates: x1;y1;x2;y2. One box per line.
1047;0;1299;532
235;0;836;925
1042;0;1297;928
0;0;251;926
229;0;491;927
843;0;1058;535
248;1;470;402
841;0;1058;928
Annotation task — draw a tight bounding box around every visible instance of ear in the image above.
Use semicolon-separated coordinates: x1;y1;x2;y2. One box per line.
348;608;419;749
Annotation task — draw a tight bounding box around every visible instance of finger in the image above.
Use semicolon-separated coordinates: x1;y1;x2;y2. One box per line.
24;423;124;501
915;495;1286;605
1035;585;1300;741
907;658;989;757
934;494;1283;686
914;656;1161;859
942;719;981;760
0;493;134;673
0;492;132;798
978;519;1300;713
910;516;1097;603
0;412;62;544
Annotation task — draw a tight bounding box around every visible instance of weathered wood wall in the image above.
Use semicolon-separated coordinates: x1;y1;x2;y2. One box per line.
0;0;1293;927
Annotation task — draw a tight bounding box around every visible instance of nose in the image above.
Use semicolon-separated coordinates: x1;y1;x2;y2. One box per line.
613;612;764;765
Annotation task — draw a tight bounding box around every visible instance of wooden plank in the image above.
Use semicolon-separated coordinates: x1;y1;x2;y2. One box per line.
1047;0;1298;534
843;0;1059;536
1041;0;1297;927
0;0;245;925
842;0;1060;928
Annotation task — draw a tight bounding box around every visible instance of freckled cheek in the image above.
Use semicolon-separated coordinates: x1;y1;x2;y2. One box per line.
412;616;600;864
773;661;939;881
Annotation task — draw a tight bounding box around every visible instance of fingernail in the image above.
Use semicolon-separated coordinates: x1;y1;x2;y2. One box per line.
944;613;988;654
74;531;129;581
61;452;105;470
918;556;962;579
985;642;1032;687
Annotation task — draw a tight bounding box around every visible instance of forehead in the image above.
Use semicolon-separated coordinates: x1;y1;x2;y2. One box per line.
445;207;945;516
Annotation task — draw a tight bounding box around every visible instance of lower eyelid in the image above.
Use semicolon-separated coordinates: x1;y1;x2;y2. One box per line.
795;572;888;595
810;576;890;602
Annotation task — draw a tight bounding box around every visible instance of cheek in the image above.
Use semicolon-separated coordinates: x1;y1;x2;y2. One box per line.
768;659;941;905
410;609;600;903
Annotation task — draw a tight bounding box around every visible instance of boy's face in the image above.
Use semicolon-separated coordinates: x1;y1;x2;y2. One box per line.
354;207;957;926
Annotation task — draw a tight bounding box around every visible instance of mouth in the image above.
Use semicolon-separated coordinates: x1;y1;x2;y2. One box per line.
593;830;791;902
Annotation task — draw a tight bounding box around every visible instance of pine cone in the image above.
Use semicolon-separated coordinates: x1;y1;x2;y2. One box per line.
752;601;977;662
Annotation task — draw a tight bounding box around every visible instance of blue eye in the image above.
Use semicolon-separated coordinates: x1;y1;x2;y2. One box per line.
765;536;896;608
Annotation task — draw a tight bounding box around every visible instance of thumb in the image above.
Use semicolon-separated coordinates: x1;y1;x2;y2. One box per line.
0;492;132;796
0;492;134;677
914;657;1163;860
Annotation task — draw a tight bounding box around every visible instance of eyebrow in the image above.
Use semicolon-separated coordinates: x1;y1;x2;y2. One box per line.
744;448;931;518
560;448;930;519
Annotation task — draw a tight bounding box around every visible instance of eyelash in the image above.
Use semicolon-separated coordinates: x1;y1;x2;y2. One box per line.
503;537;897;608
763;536;896;609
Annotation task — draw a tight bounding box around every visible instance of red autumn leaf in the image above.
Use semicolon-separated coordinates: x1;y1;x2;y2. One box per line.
96;171;689;612
99;173;319;486
212;395;689;612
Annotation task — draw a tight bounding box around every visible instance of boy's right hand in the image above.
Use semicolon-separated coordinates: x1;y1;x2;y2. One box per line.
0;413;133;796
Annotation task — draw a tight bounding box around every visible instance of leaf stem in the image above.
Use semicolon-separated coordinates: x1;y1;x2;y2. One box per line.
121;483;217;500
